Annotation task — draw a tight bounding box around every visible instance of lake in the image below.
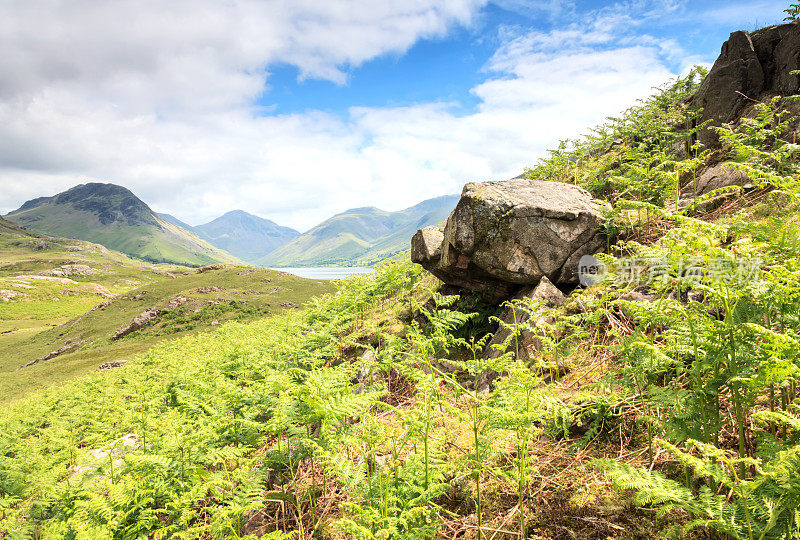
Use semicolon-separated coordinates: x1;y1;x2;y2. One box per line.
270;267;376;280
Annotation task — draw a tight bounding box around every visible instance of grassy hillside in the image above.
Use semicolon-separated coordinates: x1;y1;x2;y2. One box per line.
260;195;458;267
193;210;300;263
5;183;242;267
5;61;800;540
0;217;334;403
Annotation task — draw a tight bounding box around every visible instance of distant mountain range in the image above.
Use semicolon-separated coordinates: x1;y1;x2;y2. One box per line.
162;210;300;263
259;195;459;267
4;183;241;267
5;183;459;268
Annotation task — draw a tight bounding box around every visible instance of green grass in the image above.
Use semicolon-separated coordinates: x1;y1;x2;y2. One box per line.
0;218;335;404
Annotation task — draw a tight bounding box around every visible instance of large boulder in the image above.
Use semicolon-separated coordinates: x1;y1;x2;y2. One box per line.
411;179;606;292
693;23;800;146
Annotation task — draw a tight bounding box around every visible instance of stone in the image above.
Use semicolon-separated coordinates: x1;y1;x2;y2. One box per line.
477;276;566;393
0;289;25;302
112;308;160;340
678;163;752;211
167;295;188;309
410;226;444;264
412;179;606;292
355;349;380;386
20;340;88;368
484;276;566;363
683;163;750;197
97;360;128;370
692;24;800;147
196;264;227;273
194;286;225;294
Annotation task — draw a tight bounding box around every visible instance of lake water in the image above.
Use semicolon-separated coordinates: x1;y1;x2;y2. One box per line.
270;267;376;280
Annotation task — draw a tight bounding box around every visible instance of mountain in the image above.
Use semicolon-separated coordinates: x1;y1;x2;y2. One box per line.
4;183;241;267
259;194;459;267
192;210;300;263
157;213;194;231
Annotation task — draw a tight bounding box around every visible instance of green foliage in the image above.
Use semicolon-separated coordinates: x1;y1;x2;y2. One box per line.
785;2;800;22
525;67;708;207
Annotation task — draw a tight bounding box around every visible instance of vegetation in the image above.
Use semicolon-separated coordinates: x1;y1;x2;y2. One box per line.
0;219;334;403
4;30;800;540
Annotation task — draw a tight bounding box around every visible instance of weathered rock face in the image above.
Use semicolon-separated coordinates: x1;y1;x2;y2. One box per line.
112;308;159;340
677;162;753;210
693;23;800;146
485;276;566;362
412;179;606;292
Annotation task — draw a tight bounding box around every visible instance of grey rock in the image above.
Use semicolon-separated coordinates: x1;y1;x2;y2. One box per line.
692;24;800;147
485;276;566;362
478;276;566;393
412;179;605;292
97;360;128;370
196;264;227;273
686;163;750;196
678;163;752;210
112;308;159;340
410;226;444;264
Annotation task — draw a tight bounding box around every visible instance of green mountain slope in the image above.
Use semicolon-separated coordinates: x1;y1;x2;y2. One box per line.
0;216;335;402
5;183;242;267
259;194;458;266
192;210;300;263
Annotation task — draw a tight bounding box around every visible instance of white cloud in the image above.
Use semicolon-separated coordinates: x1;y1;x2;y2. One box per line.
0;0;744;232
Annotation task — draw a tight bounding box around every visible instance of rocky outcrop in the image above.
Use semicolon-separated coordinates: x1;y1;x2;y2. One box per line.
412;179;606;293
112;308;159;340
196;264;227;273
485;276;566;362
678;162;753;210
692;23;800;146
20;340;89;368
39;264;102;278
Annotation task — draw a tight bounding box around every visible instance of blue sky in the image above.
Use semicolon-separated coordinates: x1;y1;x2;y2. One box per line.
262;1;786;118
0;0;791;230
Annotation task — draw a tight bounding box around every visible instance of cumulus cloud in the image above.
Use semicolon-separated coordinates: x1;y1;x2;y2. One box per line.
0;0;729;231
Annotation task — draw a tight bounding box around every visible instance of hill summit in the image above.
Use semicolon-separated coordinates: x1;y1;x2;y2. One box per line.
192;210;300;263
5;183;241;267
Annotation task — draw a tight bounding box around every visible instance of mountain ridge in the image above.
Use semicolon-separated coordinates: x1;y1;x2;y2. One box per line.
5;183;241;267
259;194;459;267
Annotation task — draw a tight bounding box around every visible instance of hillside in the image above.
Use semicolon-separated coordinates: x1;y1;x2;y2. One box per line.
192;210;300;263
260;194;458;267
4;21;800;540
0;217;334;402
5;183;242;267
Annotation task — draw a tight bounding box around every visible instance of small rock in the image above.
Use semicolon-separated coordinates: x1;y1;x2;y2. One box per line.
210;320;220;326
20;340;88;368
26;239;50;250
194;286;225;294
97;360;128;370
479;276;566;393
280;302;298;308
196;264;227;274
166;295;188;309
